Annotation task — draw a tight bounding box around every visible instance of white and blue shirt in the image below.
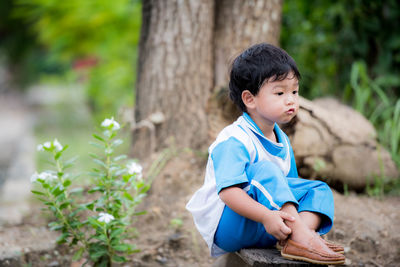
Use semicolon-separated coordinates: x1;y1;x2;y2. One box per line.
186;113;298;257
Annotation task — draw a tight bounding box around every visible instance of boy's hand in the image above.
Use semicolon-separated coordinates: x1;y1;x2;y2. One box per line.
261;210;294;240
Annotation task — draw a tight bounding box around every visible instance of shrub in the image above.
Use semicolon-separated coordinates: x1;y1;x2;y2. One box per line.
31;117;150;266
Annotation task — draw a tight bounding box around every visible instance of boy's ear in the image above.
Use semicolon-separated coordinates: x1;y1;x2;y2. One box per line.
242;90;256;109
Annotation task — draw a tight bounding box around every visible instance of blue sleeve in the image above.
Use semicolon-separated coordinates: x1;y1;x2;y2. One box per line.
211;137;250;193
286;136;299;178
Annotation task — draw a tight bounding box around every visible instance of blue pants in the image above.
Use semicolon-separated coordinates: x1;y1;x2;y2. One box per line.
214;161;334;252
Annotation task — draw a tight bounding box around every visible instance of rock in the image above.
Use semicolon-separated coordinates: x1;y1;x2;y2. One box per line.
283;97;399;190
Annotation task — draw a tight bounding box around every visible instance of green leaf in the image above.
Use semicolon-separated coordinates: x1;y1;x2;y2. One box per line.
89;249;108;261
111;139;123;147
132;210;147;216
85;203;95;211
112;244;130;252
50;224;64;231
123;192;133;201
93;159;107;168
112;255;127;262
48;221;64;231
88;216;103;229
63;179;71;187
88;186;104;193
113;155;127;162
89;141;105;150
72;247;85;261
56;233;69;244
89;153;101;159
55;151;62;160
59;202;70;210
60;144;69;153
51;185;64;197
31;190;45;196
110;228;124;239
93;133;106;142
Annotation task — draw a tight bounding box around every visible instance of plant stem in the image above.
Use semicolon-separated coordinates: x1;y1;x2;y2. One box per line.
105;140;112;210
104;224;113;267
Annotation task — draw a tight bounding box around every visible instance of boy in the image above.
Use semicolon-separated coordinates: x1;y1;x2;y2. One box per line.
186;43;345;265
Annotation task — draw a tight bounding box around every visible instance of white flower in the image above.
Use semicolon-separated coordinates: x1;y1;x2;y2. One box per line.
53;139;63;151
37;139;62;152
30;171;58;183
43;141;52;149
126;162;143;179
30;172;40;183
101;117;120;131
98;212;114;224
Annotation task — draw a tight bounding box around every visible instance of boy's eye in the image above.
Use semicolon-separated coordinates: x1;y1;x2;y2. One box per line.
276;92;284;96
293;90;298;95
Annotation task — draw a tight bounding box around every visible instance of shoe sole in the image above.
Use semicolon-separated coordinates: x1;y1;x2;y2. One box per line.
277;244;345;254
281;252;345;265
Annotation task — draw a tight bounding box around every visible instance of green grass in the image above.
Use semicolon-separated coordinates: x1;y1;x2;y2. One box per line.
345;61;400;195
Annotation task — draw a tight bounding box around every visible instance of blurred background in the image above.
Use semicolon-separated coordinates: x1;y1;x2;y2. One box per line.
0;0;399;189
1;0;399;172
0;1;399;265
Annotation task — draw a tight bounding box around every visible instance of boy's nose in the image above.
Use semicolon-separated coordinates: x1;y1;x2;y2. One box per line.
286;95;295;105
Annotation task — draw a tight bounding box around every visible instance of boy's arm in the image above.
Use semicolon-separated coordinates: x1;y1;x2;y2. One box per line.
219;186;295;241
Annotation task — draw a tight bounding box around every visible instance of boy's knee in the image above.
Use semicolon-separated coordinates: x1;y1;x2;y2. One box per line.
315;180;332;192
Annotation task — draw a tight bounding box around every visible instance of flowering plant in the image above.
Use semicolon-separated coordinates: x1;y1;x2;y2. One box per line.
31;117;149;266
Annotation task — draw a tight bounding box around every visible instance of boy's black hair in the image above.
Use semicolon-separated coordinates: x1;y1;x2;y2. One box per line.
229;43;301;112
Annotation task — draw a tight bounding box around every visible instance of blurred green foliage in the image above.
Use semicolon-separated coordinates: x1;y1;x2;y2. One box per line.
281;0;400;99
345;61;400;167
10;0;141;120
281;0;400;180
0;0;64;87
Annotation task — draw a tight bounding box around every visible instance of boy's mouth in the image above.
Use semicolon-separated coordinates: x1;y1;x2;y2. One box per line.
286;108;295;114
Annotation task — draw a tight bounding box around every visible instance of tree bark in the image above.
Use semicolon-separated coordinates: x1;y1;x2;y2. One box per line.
214;0;282;90
132;0;282;159
209;0;283;139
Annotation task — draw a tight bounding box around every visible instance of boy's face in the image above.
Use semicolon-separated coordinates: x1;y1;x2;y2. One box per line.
243;72;299;129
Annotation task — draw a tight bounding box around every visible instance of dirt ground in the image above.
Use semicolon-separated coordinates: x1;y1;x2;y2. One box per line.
3;150;400;267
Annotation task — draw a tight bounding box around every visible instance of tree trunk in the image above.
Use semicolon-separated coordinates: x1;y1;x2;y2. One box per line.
209;0;283;138
214;0;282;90
132;0;214;159
132;0;282;159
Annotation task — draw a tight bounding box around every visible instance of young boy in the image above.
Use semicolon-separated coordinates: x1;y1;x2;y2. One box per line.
186;43;345;265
